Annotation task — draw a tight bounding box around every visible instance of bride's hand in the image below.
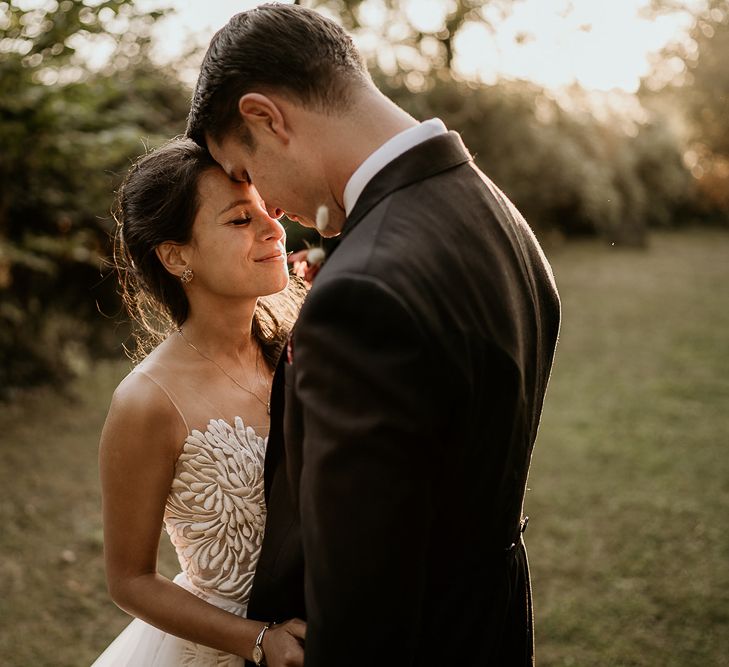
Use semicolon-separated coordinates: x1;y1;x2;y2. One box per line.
262;618;306;667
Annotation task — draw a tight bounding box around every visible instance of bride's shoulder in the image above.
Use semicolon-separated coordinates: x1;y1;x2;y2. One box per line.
111;369;171;416
108;351;184;427
111;339;182;417
100;369;186;462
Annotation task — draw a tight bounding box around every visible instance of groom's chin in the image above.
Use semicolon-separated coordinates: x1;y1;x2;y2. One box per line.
317;226;342;239
317;212;346;238
287;215;341;237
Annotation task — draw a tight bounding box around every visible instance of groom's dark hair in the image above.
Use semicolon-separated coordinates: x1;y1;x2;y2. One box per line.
186;3;370;148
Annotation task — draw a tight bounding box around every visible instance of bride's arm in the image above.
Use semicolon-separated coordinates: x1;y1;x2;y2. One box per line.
98;372;305;665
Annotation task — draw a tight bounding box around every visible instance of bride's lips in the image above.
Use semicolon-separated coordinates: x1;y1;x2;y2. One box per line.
254;251;285;263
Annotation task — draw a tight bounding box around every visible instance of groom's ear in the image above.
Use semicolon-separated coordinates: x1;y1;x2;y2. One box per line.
237;93;290;144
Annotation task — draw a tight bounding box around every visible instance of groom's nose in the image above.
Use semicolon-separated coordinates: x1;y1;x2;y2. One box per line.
265;202;284;220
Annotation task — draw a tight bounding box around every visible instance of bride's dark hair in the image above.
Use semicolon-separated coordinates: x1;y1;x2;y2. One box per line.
113;137;303;368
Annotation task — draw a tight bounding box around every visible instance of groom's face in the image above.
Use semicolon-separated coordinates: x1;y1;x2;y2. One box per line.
208;129;321;231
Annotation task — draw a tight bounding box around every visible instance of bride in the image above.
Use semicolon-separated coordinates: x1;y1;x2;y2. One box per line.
92;138;306;666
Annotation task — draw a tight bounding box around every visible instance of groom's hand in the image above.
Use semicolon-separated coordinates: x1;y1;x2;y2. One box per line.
262;618;306;667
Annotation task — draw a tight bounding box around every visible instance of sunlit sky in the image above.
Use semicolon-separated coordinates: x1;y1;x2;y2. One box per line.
133;0;694;93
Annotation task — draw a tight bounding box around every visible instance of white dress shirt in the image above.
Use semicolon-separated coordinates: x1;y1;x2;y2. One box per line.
342;118;448;217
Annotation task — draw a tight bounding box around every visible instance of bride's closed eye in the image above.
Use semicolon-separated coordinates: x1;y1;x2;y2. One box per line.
229;215;252;226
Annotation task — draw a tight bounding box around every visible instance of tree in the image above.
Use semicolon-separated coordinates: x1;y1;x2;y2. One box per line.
0;0;190;393
302;0;517;81
382;75;689;245
642;0;729;215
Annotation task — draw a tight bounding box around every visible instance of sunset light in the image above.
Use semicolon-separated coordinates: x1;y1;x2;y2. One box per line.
137;0;695;93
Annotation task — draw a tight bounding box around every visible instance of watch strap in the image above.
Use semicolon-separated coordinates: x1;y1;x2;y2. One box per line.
253;622;272;666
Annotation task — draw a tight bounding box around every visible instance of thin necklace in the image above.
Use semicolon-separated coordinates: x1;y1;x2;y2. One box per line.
177;327;271;415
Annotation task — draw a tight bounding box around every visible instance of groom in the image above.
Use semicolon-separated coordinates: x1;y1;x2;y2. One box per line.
187;4;560;665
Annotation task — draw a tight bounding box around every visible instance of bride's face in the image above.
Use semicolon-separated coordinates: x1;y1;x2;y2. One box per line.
184;168;289;299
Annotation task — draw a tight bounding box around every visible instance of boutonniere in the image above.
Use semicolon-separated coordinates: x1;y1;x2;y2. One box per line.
288;245;326;285
287;206;329;286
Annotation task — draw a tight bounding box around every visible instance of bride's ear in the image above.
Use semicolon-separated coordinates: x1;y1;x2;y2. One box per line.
238;93;290;144
156;242;190;279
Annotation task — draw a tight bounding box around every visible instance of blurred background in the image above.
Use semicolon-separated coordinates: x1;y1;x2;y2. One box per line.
0;0;727;664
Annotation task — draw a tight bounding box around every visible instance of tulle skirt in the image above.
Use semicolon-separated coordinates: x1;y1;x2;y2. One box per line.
90;573;248;666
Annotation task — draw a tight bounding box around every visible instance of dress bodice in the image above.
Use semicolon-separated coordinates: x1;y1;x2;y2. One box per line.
164;417;267;605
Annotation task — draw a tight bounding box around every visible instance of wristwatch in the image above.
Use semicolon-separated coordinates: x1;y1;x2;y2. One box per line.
252;622;272;666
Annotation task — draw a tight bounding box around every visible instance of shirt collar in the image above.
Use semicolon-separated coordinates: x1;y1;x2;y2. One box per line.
342;118;448;217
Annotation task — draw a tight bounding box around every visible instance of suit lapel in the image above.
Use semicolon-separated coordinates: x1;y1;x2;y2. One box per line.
340;131;472;241
274;132;472;503
263;350;288;502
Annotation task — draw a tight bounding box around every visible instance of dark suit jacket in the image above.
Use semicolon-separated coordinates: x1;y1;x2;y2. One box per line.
246;131;560;666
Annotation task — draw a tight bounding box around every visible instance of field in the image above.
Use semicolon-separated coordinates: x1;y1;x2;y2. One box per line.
0;229;727;666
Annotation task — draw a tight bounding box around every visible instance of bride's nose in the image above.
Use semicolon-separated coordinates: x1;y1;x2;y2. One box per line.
259;214;285;241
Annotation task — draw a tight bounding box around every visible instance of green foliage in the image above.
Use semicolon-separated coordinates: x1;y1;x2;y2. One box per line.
677;2;729;214
0;0;189;393
642;0;729;216
657;0;729;157
684;6;729;156
381;74;692;245
307;0;514;71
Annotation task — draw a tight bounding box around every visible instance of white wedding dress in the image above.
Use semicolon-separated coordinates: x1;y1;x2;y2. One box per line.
92;365;268;666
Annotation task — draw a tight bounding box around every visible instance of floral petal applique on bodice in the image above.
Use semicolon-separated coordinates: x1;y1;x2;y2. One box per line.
164;416;267;605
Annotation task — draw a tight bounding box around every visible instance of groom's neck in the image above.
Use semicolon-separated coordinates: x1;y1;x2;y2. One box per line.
317;86;418;214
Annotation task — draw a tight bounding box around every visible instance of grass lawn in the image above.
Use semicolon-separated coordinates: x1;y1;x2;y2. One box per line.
0;229;727;666
529;229;729;666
